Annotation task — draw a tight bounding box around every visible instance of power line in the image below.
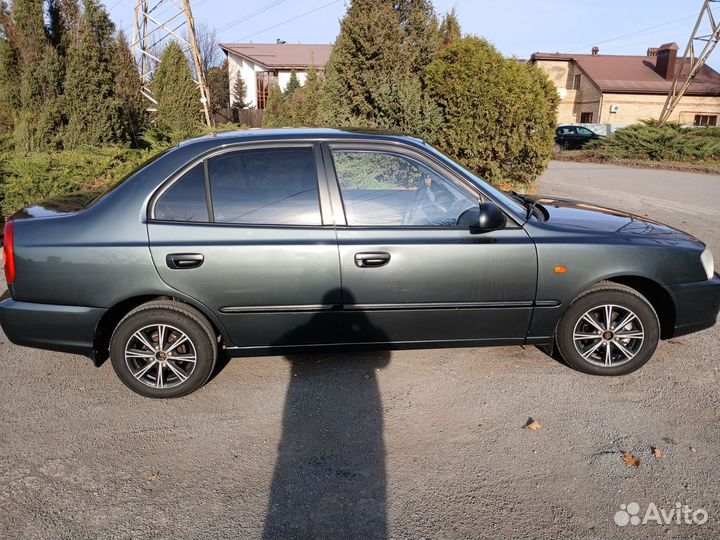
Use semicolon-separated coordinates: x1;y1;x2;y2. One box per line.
238;0;342;42
561;13;698;53
216;0;290;34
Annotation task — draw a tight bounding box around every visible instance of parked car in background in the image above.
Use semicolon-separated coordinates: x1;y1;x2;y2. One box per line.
555;125;603;150
1;129;718;398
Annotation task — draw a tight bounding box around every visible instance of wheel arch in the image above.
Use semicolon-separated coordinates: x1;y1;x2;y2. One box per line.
603;275;676;339
93;294;228;365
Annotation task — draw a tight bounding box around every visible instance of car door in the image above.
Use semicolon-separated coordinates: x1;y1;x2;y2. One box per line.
576;126;597;148
147;142;342;349
322;142;537;345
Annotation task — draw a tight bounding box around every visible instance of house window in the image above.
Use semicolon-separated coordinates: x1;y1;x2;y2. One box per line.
255;71;277;110
573;74;581;90
694;114;717;127
580;112;593;123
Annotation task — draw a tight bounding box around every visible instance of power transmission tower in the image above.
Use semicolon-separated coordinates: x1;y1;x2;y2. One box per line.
658;0;720;126
132;0;213;127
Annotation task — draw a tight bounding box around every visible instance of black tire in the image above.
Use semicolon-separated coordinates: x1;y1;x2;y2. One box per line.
110;300;218;398
556;282;660;376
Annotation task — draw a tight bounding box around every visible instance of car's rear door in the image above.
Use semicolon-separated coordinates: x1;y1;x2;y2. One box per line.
147;142;342;349
322;142;537;345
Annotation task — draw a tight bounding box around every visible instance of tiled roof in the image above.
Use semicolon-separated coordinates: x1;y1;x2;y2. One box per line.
219;43;333;69
531;51;720;96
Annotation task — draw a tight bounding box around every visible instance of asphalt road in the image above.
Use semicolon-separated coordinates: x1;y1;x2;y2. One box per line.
1;161;718;539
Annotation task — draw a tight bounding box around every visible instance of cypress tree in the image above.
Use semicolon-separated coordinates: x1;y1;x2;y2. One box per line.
63;0;120;148
232;72;249;108
154;41;200;135
322;0;439;132
262;82;286;127
438;8;461;47
112;29;145;146
0;1;19;131
284;69;301;96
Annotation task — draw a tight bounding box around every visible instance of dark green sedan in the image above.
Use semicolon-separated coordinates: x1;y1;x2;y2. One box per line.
1;129;718;398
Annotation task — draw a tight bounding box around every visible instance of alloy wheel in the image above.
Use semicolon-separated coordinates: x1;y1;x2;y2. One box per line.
572;304;645;367
124;324;197;389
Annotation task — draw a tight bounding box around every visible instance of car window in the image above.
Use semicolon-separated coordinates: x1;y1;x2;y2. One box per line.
577;127;595;137
155;164;209;222
332;150;477;227
558;126;577;136
208;147;321;226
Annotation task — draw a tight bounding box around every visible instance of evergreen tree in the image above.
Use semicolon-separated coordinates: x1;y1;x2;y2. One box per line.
284;69;301;96
322;0;439;132
112;29;145;146
425;37;558;187
207;58;230;113
0;1;19;131
438;8;461;47
63;0;120;148
262;82;286;127
232;72;249;108
154;41;200;135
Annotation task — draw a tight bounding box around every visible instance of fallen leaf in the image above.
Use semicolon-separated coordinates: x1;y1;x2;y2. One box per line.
523;418;542;431
662;437;677;445
148;471;160;481
652;447;665;460
623;452;641;468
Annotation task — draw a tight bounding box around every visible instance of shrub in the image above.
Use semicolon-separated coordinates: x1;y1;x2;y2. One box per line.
425;37;558;188
590;122;720;161
0;145;167;215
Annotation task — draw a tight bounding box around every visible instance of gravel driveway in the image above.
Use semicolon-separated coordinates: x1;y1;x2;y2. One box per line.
0;161;718;539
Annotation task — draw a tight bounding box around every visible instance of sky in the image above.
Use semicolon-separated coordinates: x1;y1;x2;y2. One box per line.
106;0;720;71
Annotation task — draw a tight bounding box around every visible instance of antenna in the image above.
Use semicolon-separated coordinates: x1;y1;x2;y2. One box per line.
658;0;720;126
132;0;213;127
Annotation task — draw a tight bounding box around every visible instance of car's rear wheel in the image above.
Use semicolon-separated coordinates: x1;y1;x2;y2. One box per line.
556;283;660;375
110;300;217;398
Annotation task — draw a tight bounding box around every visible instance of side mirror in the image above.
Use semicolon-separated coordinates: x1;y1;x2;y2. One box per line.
458;202;507;232
478;202;506;231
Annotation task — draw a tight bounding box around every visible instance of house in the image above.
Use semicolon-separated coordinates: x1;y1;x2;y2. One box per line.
219;42;333;109
531;43;720;127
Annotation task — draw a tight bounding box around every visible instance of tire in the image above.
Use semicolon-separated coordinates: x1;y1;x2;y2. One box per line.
556;283;660;376
553;143;563;153
110;300;218;398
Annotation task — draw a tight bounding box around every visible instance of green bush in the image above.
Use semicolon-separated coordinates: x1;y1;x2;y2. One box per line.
590;122;720;161
424;37;559;189
0;145;165;215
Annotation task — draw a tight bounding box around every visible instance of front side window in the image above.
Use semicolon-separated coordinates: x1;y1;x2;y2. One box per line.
577;127;595;137
208;147;321;226
155;164;209;222
332;150;477;227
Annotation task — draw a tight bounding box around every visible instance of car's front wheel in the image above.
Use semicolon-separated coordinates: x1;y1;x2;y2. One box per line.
110;300;218;398
556;283;660;375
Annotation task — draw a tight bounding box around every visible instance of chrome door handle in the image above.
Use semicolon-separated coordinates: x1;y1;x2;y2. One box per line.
354;252;391;268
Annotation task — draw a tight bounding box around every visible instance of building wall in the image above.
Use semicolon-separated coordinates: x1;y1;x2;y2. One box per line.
535;59;602;124
599;93;720;125
226;52;309;108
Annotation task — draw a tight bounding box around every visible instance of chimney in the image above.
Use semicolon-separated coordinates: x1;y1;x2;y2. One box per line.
655;42;679;80
591;46;599;56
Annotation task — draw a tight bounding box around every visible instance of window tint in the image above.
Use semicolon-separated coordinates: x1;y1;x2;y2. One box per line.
155;164;209;222
332;150;477;227
577;127;595;137
208;147;321;225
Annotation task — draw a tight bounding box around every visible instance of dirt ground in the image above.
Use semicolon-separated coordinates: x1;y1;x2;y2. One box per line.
0;161;718;539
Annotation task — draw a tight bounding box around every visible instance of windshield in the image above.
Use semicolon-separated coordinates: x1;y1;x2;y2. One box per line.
422;143;528;218
85;149;170;208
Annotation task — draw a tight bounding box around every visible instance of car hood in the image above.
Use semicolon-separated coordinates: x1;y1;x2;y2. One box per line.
9;191;101;221
532;196;700;243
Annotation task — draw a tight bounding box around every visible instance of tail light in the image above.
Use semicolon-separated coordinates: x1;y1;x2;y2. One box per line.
3;221;15;285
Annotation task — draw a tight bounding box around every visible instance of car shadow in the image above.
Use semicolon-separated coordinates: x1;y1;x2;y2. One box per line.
261;289;391;540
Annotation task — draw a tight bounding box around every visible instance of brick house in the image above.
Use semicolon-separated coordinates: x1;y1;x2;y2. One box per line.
219;43;333;109
531;43;720;127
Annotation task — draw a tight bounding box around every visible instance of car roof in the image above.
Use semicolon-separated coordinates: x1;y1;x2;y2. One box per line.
177;127;426;148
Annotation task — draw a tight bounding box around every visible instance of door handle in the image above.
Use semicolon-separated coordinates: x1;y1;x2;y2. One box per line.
166;253;204;270
354;252;391;268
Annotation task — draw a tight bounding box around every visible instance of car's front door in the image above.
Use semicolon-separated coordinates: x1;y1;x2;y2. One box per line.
147;143;342;349
323;143;538;345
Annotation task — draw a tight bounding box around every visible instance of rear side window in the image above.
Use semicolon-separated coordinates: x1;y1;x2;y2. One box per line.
155;164;209;222
208;147;321;225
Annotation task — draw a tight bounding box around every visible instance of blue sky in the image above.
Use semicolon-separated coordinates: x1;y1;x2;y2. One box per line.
106;0;719;70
